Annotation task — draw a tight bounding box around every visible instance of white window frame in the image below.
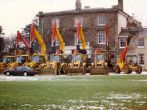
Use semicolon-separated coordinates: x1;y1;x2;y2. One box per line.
138;38;144;48
97;16;105;26
51;36;59;47
138;53;144;66
52;18;60;28
98;31;105;44
55;36;59;46
74;17;83;27
119;37;126;48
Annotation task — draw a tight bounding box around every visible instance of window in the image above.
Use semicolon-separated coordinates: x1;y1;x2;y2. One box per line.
51;36;59;47
138;38;144;48
98;31;105;44
119;38;126;48
138;54;144;65
74;17;83;27
97;16;105;26
52;18;60;28
74;33;79;45
55;37;59;46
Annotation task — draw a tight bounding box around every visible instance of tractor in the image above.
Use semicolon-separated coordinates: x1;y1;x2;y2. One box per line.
90;53;108;75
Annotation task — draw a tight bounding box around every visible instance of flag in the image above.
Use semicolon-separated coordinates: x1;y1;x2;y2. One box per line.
30;23;35;45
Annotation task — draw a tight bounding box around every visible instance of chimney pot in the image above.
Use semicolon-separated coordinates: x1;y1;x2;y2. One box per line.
118;0;123;10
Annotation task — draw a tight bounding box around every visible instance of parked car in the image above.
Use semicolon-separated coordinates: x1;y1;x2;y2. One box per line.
3;66;38;76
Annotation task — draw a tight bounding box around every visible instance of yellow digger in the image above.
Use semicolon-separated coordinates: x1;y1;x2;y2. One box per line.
63;19;87;75
8;54;30;69
90;52;108;75
64;50;86;75
114;35;142;74
42;20;66;75
0;55;16;73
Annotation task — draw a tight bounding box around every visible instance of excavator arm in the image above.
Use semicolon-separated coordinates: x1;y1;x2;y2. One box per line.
56;28;65;52
51;21;65;53
30;24;47;56
118;35;131;62
17;31;30;50
80;27;86;49
117;35;132;69
76;20;86;50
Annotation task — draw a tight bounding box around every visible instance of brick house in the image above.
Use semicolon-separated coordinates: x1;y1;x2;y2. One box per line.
119;28;147;70
37;0;142;64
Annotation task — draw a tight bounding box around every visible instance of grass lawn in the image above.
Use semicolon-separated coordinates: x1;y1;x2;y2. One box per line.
0;75;147;110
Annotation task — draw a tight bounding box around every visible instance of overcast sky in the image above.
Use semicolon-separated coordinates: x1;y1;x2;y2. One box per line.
0;0;147;36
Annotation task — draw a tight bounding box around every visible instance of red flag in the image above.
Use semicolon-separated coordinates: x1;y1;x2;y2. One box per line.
51;20;56;43
76;19;81;41
105;23;109;45
16;31;21;46
30;23;35;45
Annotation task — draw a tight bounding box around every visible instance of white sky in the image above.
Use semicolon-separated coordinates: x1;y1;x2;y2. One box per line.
0;0;147;36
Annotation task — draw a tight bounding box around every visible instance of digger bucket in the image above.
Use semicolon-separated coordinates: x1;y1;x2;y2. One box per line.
90;67;108;75
66;67;86;75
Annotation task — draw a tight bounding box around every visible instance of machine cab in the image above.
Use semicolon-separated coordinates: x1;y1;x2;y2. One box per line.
32;55;46;63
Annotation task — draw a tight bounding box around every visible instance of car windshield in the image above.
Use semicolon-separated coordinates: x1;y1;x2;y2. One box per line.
16;66;31;70
94;54;104;61
72;55;82;62
16;56;23;63
32;56;45;63
127;56;137;63
2;57;7;63
50;55;60;63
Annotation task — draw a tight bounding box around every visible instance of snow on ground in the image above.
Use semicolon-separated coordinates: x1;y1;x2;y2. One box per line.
0;71;147;81
20;93;146;110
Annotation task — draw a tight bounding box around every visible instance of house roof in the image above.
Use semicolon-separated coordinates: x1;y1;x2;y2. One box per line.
119;28;147;36
38;7;129;17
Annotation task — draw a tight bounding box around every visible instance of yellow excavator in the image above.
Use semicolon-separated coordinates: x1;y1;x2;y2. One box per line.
0;55;16;73
46;20;66;75
8;54;29;69
114;35;142;74
24;24;47;71
64;19;87;75
8;31;30;69
90;49;108;75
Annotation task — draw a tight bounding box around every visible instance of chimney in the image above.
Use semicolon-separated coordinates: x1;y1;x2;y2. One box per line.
76;0;82;10
118;0;123;10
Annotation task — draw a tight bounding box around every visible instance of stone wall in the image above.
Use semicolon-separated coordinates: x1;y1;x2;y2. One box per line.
39;10;119;53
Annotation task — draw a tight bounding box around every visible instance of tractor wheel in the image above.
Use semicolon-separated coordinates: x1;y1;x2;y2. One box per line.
6;71;10;76
114;65;121;74
23;72;28;76
60;64;67;74
136;65;142;74
124;66;130;74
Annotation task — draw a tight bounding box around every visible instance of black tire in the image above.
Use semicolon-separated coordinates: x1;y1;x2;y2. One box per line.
136;65;142;74
6;71;10;76
60;64;67;74
124;65;130;74
114;65;121;74
23;72;28;76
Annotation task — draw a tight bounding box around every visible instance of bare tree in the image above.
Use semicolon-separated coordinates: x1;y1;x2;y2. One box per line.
3;35;16;55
